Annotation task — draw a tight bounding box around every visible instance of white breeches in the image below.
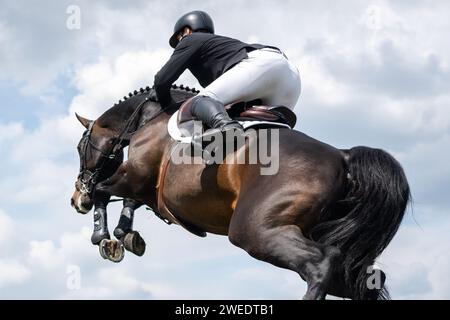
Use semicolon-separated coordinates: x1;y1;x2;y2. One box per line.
197;48;301;110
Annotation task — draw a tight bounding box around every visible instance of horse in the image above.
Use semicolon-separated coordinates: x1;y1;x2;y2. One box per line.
70;84;410;300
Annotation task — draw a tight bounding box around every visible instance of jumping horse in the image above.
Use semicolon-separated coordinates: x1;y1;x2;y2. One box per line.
70;85;410;300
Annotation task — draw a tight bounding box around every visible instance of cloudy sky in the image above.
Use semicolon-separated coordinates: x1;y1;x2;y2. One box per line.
0;0;449;299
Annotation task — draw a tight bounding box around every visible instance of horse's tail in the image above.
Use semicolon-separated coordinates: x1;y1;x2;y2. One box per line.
312;146;410;300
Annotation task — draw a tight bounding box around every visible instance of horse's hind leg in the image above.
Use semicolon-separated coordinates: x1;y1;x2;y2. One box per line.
228;204;340;300
113;198;146;257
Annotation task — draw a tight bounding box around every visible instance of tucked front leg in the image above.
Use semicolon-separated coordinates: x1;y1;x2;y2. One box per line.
114;198;146;257
95;164;132;198
114;198;142;239
91;192;111;245
94;163;147;257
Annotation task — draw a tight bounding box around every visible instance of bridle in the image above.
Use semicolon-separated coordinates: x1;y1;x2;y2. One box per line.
77;92;176;197
78;120;121;196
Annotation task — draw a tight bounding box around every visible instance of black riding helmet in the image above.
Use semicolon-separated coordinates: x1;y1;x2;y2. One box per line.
169;10;215;48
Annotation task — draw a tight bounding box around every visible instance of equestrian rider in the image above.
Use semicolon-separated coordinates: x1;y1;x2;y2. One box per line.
154;10;301;138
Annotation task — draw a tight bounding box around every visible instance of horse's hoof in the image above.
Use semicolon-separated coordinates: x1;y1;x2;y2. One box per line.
99;239;125;263
123;231;146;257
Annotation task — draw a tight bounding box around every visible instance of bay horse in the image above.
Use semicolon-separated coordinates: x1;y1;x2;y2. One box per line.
70;85;410;300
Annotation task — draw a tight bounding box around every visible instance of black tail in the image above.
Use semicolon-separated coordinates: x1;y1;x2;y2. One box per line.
312;146;410;299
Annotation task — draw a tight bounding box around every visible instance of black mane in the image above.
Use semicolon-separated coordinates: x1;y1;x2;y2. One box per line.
113;84;199;107
98;84;199;126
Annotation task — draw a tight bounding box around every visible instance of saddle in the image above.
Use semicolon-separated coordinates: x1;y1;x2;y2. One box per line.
177;98;297;129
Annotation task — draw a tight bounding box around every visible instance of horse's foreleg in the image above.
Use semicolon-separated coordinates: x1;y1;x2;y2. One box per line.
95;163;138;199
113;199;146;257
228;202;340;300
95;165;147;257
91;166;133;262
113;198;142;239
91;192;111;245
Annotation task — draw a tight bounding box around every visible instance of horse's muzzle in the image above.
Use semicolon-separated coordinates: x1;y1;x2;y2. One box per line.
71;188;93;214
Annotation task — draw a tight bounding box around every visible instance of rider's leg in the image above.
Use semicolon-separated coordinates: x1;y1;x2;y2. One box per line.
190;95;243;132
261;56;301;109
190;96;244;157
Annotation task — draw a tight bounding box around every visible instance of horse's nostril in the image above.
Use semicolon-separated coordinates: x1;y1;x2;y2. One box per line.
71;198;75;207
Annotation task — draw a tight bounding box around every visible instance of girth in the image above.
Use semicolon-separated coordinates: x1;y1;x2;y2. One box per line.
154;144;207;238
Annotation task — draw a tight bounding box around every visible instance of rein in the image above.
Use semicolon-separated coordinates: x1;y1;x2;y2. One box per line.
78;94;174;197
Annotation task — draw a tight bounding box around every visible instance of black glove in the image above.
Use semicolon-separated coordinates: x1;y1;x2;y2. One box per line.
151;89;176;108
148;89;158;102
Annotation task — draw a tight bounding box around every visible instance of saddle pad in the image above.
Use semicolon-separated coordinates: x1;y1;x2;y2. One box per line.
167;110;292;143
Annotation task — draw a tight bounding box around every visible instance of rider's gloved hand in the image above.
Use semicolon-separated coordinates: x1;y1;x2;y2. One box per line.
150;89;177;108
148;89;159;102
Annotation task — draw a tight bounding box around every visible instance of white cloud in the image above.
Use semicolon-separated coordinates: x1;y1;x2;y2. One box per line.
0;210;15;245
361;3;406;32
69;49;172;119
28;240;65;270
0;122;24;143
27;227;99;271
380;220;450;299
13;160;75;204
0;259;31;288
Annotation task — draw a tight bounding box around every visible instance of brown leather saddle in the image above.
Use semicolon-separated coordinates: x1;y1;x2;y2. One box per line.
177;97;297;129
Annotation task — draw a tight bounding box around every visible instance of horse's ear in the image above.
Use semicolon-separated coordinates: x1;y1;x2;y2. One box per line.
75;113;92;129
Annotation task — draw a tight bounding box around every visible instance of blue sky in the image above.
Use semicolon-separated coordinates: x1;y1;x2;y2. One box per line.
0;0;449;299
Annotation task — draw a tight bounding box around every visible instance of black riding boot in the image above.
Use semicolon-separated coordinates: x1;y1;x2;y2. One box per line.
191;96;244;154
191;96;243;131
91;207;110;245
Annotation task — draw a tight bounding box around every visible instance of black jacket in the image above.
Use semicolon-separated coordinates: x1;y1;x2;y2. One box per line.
154;32;274;106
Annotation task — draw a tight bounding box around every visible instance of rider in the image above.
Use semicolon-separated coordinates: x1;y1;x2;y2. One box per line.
154;10;301;137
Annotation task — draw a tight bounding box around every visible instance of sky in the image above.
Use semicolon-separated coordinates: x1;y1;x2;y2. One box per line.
0;0;449;299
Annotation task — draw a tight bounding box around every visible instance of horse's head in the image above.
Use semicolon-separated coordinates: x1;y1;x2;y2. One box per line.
71;113;124;214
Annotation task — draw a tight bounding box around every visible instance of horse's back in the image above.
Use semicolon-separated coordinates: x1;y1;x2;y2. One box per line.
280;129;344;163
236;128;347;185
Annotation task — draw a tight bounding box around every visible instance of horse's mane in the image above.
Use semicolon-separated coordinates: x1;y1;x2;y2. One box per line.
98;84;199;124
113;84;199;106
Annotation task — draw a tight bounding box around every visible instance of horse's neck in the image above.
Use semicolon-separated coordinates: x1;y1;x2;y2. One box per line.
136;101;166;129
97;98;153;134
